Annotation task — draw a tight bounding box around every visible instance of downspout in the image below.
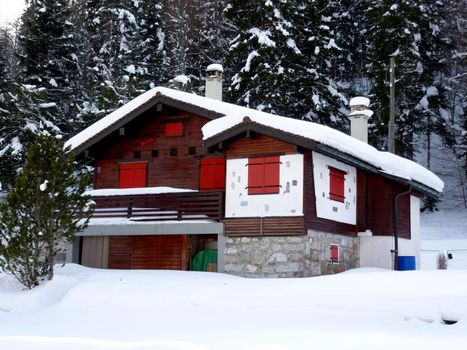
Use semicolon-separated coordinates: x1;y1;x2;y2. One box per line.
393;184;413;270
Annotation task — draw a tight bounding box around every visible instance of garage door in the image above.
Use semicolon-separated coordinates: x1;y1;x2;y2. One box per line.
108;235;188;270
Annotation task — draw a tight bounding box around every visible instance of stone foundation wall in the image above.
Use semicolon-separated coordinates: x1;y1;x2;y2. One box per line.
224;229;360;277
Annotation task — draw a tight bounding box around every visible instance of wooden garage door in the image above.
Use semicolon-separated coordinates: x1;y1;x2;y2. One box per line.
108;235;188;270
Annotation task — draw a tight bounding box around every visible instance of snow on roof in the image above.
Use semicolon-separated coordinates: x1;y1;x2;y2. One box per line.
206;63;223;72
65;86;443;193
86;186;196;197
349;96;370;107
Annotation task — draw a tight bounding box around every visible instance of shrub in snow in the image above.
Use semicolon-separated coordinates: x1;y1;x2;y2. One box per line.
437;252;448;270
0;135;94;289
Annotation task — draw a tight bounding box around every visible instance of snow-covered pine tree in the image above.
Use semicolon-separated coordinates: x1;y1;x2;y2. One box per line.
17;0;82;136
365;0;451;159
0;27;16;191
224;0;303;115
80;0;139;120
162;0;233;94
291;0;347;127
125;0;165;95
0;134;93;288
224;0;346;125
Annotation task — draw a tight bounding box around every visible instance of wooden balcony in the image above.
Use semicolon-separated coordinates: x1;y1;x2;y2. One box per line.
91;190;224;222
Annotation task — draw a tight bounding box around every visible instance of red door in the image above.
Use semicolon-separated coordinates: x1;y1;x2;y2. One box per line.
119;162;147;188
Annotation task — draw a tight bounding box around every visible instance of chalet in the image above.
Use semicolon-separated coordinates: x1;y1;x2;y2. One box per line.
65;65;443;277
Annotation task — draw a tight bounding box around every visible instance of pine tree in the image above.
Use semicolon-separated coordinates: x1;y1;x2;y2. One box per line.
224;0;303;114
292;0;348;126
17;0;82;136
365;0;451;158
225;0;346;126
0;134;93;288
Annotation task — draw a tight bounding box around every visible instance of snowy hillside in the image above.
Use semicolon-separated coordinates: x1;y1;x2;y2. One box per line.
1;265;467;350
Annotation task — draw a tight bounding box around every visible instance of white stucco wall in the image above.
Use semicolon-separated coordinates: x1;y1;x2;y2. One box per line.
359;195;421;270
312;152;357;225
225;154;303;217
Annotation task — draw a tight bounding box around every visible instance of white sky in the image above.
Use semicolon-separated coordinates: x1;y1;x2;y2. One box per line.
0;0;25;25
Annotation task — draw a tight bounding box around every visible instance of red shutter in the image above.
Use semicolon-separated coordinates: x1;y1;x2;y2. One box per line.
329;167;346;202
264;156;280;194
330;244;339;263
119;162;147;188
248;158;266;194
200;158;225;190
165;122;184;136
248;156;280;195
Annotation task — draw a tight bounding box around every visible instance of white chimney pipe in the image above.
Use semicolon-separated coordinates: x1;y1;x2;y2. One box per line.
205;64;223;101
348;96;373;143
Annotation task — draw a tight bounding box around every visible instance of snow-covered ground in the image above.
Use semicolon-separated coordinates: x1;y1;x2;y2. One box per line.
0;208;464;349
420;209;467;269
1;264;467;350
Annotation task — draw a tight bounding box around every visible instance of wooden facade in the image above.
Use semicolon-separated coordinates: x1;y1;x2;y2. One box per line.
91;104;216;190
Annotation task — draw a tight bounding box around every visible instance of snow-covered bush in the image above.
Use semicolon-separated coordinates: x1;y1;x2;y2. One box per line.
437;252;448;270
0;134;94;288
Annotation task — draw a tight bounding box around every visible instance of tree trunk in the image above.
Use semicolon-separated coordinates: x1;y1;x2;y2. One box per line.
47;245;54;281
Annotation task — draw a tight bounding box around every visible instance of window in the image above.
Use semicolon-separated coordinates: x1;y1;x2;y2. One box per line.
133;151;141;159
119;162;147;188
200;158;225;190
329;167;346;202
151;149;159;158
247;156;280;195
165;122;184;136
169;148;178;156
188;146;196;155
330;244;339;263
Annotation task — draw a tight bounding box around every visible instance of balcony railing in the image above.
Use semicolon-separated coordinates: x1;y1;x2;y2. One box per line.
91;190;224;222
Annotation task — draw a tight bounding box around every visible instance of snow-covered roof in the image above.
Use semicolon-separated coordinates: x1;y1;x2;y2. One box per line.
86;186;197;197
65;86;443;194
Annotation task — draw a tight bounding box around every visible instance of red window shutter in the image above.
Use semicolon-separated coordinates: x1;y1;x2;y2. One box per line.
263;156;280;194
330;244;339;263
329;167;346;202
248;158;265;195
200;158;225;190
119;162;147;188
165;122;184;136
248;156;280;195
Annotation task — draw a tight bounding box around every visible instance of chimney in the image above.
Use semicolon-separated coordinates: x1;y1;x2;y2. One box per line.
205;63;223;101
348;96;373;143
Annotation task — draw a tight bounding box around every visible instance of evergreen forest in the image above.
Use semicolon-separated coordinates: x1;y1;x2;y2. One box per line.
0;0;465;209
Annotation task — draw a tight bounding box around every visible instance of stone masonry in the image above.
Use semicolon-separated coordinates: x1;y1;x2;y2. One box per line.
224;229;360;277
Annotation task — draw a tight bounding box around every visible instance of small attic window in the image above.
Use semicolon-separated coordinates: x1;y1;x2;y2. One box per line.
165;122;184;137
329;167;346;203
170;148;178;156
